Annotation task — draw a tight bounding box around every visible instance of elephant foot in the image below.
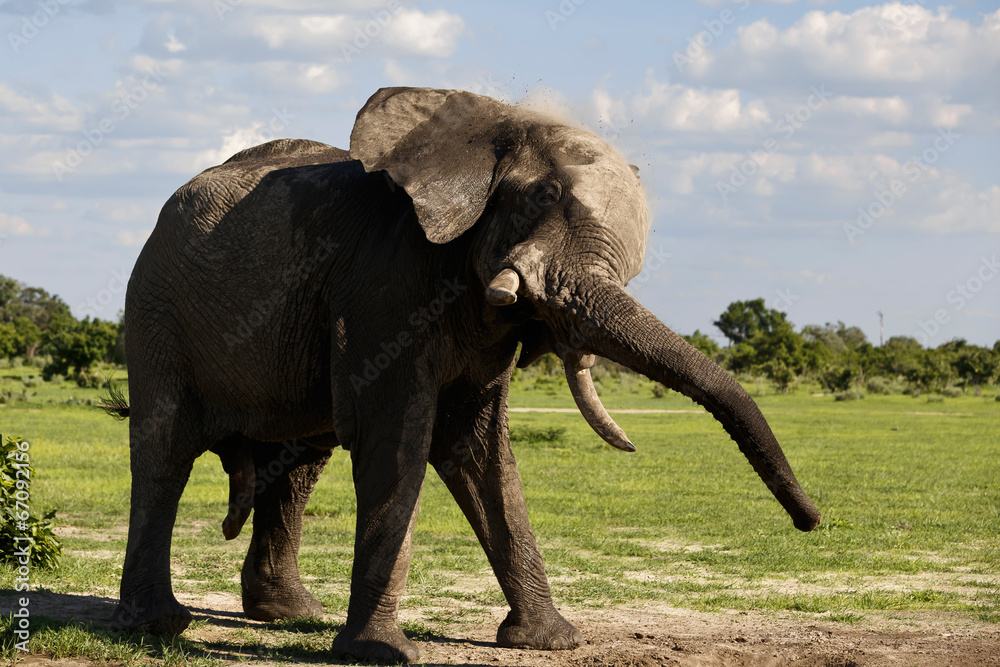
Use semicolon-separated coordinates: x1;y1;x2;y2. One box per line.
242;576;324;622
497;607;583;650
112;594;192;636
331;622;421;664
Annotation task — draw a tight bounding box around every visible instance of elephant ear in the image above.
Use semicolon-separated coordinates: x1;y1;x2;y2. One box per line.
350;87;517;244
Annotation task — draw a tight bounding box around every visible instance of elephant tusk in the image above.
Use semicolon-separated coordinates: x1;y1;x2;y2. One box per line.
485;268;519;306
563;351;635;452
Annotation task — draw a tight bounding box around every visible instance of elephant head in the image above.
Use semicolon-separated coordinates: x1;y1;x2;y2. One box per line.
350;87;821;532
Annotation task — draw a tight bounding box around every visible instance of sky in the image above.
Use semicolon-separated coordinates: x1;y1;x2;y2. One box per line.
0;0;998;348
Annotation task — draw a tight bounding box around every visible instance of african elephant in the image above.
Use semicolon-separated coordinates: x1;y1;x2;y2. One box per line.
108;86;821;663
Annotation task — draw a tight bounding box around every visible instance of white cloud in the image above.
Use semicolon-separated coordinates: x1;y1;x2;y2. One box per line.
0;84;81;133
695;5;1000;98
383;8;464;57
0;213;34;237
627;79;771;133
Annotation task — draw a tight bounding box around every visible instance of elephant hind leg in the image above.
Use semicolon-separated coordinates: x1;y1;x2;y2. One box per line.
241;438;331;622
114;391;210;635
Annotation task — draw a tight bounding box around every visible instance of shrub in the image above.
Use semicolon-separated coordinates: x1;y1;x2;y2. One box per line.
834;388;865;401
1;436;62;570
926;395;944;403
510;426;566;444
941;386;963;398
21;376;43;388
652;383;667;398
865;376;899;395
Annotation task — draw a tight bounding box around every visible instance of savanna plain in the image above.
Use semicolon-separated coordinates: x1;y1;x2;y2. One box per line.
1;364;998;666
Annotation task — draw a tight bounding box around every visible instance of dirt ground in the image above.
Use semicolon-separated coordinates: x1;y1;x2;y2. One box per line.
7;589;1000;666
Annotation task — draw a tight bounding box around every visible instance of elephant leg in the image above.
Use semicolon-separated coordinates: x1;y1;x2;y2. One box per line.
330;415;433;664
429;377;583;650
113;393;206;635
241;438;331;621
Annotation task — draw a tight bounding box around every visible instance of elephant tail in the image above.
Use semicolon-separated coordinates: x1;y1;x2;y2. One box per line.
97;381;130;420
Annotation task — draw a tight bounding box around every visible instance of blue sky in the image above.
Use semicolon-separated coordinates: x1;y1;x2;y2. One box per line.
1;0;998;347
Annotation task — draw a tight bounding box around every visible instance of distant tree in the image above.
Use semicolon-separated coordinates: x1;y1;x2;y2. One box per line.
12;317;41;361
949;343;999;386
0;322;17;358
43;317;119;376
0;274;72;330
713;298;788;345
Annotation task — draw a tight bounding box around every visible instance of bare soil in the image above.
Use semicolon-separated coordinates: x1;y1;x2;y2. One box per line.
7;589;999;666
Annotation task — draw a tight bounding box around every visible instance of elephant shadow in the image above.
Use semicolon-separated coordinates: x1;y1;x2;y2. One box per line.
1;589;495;666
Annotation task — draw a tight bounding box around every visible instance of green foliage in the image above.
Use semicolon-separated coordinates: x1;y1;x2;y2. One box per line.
713;298;789;345
0;436;62;570
0;275;72;331
707;301;998;395
833;387;866;401
42;317;120;377
509;426;566;444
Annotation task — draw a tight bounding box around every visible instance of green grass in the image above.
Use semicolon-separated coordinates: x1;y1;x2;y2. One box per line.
1;370;998;662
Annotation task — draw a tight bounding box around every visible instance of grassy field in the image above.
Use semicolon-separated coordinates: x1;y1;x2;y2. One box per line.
1;364;998;664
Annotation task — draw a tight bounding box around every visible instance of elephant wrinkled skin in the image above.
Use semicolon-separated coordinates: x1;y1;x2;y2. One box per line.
111;87;821;663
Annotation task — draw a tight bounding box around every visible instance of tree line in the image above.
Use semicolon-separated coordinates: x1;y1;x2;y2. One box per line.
688;298;999;395
2;276;997;395
0;275;123;383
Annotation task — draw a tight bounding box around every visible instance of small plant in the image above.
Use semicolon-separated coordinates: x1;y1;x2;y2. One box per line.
941;386;963;398
652;383;667;398
1;436;62;570
834;388;865;401
926;395;945;403
510;426;566;444
21;376;43;388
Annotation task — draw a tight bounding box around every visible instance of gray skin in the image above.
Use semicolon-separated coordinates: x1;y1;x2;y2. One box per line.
112;87;821;664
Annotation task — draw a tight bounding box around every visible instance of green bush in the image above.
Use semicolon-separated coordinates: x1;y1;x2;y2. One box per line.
866;376;902;395
0;436;62;570
652;383;667;398
20;376;43;388
834;388;866;401
941;386;963;398
510;426;566;444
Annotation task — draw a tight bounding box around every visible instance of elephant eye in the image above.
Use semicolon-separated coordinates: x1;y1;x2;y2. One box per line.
535;182;562;207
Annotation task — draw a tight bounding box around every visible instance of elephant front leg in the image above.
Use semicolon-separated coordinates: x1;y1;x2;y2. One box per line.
241;438;331;622
430;379;583;651
330;426;431;664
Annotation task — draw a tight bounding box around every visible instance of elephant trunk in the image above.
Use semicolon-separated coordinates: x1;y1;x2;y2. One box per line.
550;281;821;532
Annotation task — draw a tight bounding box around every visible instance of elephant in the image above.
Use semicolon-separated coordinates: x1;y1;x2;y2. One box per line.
106;86;821;663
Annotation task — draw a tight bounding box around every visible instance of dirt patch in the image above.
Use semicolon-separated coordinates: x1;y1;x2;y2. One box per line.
6;590;999;666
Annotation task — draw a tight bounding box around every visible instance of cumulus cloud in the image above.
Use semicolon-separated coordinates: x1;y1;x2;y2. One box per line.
691;4;1000;100
0;84;81;133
